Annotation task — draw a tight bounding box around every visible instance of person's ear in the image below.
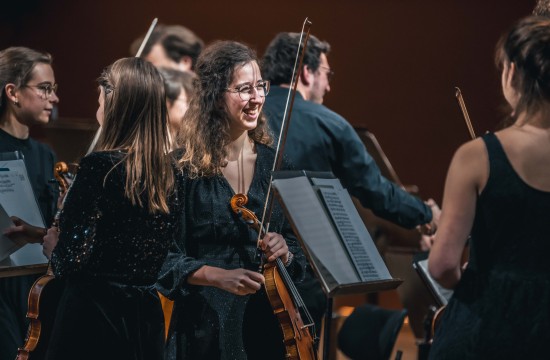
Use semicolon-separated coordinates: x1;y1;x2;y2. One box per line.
177;56;193;72
5;84;19;105
300;65;315;86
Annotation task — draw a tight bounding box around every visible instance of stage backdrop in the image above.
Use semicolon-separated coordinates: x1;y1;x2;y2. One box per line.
0;0;534;202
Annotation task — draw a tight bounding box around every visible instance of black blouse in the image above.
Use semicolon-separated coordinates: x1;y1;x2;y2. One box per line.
156;143;306;360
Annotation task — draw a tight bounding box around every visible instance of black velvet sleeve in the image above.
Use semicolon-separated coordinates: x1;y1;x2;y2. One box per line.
155;173;208;300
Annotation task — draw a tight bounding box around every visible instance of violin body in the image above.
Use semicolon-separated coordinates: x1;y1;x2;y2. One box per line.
230;194;318;359
16;269;63;360
264;262;318;360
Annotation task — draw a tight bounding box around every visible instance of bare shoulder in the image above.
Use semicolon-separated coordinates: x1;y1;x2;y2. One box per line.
453;137;487;167
450;137;489;191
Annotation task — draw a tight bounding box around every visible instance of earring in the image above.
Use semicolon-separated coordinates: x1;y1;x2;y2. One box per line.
13;99;18;106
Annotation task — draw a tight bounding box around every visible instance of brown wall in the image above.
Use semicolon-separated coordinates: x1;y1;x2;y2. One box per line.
0;0;535;202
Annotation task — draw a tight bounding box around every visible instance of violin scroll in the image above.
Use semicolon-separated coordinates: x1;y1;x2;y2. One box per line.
54;162;70;193
52;161;77;228
230;194;261;233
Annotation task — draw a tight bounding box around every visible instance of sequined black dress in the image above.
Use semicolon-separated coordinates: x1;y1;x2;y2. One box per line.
429;133;550;359
156;143;307;360
46;151;179;360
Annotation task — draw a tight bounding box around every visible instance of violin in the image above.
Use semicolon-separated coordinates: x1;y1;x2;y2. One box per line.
229;18;319;360
16;162;75;360
230;194;318;360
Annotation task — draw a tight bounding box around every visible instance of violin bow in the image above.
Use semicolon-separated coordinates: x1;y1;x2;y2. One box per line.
454;87;477;140
256;18;313;251
86;18;159;155
135;18;158;58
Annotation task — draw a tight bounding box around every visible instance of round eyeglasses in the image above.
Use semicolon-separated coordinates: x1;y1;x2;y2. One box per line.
23;83;58;100
226;81;270;101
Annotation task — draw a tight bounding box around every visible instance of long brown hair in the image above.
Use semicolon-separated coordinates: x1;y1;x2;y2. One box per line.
95;57;174;214
177;40;272;178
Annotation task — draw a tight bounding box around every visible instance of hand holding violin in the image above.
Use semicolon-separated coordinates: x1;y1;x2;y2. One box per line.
420;199;441;235
42;227;59;259
418;199;440;250
259;232;289;263
189;265;265;296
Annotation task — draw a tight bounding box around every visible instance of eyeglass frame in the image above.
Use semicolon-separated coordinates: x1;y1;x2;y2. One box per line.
22;83;58;100
318;65;334;81
226;80;270;101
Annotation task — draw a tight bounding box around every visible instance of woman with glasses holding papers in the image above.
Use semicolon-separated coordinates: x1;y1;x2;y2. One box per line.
0;46;60;360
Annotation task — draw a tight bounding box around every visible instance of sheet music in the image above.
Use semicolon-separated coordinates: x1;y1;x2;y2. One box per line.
318;187;391;282
0;159;45;227
0;202;19;262
0;158;48;267
310;177;343;190
415;258;453;306
272;176;360;289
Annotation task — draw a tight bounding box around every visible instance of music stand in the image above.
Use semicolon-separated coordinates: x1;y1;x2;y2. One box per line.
271;170;402;359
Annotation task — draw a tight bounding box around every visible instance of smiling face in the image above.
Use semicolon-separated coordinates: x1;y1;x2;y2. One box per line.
224;61;265;138
14;63;59;126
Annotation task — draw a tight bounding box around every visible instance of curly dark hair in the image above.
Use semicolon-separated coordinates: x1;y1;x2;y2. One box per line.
534;0;550;17
177;40;272;177
261;32;330;86
495;16;550;120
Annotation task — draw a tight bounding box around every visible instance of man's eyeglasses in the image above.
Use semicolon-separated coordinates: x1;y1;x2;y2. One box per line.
226;81;270;101
319;66;334;82
23;83;58;100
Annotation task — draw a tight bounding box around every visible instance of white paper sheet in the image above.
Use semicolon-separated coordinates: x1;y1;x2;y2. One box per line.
0;158;47;267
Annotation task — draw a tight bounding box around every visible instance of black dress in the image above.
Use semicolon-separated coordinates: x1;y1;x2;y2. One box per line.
156;143;307;360
0;129;57;360
429;133;550;359
46;151;180;360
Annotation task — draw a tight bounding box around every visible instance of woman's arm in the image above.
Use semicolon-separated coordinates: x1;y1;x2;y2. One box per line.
50;154;106;276
428;138;488;289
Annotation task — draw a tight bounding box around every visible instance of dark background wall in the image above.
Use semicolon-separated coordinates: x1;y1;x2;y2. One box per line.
0;0;535;203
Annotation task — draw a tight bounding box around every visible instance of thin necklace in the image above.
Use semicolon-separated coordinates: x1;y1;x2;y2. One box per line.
237;140;245;194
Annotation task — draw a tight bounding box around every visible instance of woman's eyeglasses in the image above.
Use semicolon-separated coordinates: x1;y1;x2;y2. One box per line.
226;81;270;101
23;83;58;100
